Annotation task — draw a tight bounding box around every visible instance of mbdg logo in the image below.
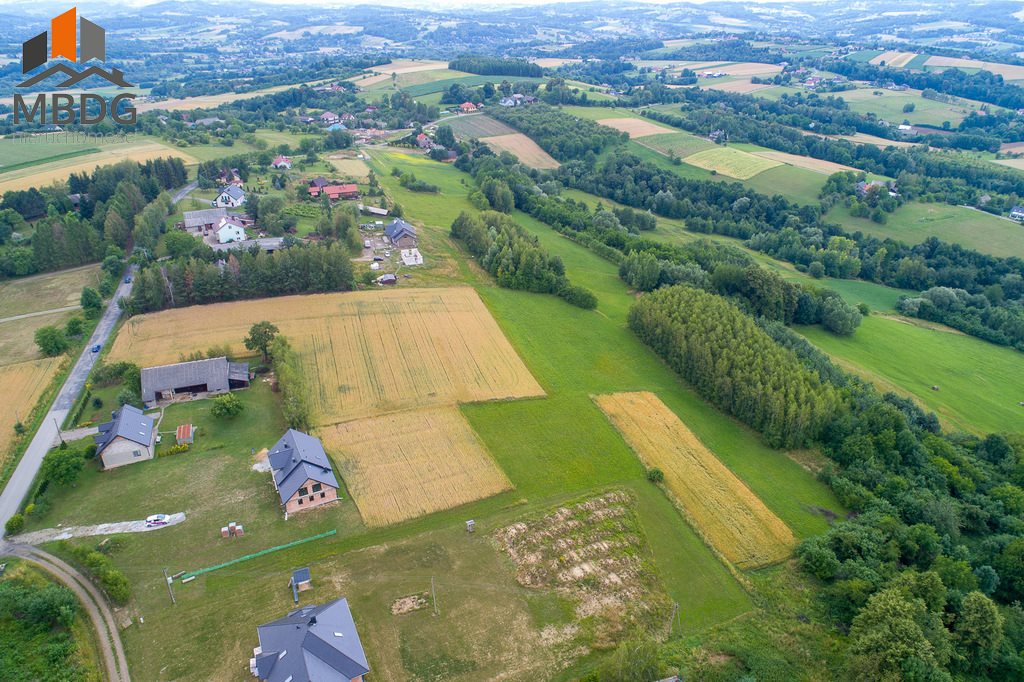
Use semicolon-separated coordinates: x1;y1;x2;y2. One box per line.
14;7;136;125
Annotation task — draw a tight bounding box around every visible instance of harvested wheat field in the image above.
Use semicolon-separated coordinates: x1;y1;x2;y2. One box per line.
0;358;62;460
684;146;781;180
704;78;776;94
752;150;857;175
715;62;783;77
597;117;674;138
870;51;919;67
0;142;197;194
924;56;1024;81
320;406;511;526
328;156;371;180
594;392;795;568
108;288;544;424
479;133;560;169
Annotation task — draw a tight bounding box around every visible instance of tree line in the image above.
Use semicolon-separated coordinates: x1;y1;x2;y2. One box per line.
448;56;543;78
450;210;597;309
488;103;627;161
125;243;354;314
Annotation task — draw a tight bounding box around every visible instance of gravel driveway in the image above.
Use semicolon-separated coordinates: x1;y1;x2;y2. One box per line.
10;511;186;545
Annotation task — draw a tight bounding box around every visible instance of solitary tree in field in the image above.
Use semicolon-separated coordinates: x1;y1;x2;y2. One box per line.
80;287;102;318
245;321;280;362
211;393;244;419
34;326;68;357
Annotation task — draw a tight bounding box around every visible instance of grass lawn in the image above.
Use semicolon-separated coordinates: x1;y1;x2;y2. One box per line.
743;163;826;205
636;131;716;158
799;315;1024;435
0;264;101;319
827;201;1024;259
0;139;100;175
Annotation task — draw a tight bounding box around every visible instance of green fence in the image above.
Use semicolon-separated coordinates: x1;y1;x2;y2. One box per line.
180;529;336;580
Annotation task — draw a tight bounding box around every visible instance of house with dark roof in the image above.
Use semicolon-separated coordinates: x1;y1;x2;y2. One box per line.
94;405;155;469
183;207;227;232
140;357;250;406
384;218;417;249
213;185;246;208
320;111;340;125
250;598;369;682
308;176;330;189
269;430;340;516
1011;205;1024;221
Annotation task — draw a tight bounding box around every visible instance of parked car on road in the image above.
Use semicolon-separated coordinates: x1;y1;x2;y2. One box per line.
91;344;101;353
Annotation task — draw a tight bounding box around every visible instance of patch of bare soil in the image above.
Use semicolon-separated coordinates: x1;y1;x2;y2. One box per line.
391;592;430;615
494;491;672;651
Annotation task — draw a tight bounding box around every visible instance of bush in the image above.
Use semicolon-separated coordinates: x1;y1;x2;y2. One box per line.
210;393;244;418
5;513;24;535
158;443;190;457
646;467;664;483
559;284;599;310
34;326;68;356
91;396;103;409
116;388;140;407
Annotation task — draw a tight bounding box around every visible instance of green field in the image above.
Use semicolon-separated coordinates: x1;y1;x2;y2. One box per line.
684;146;782;180
827;201;1024;259
800;315;1024;435
756;86;980;127
442;114;518;139
635;131;716;158
741;159;827;205
0;138;100;175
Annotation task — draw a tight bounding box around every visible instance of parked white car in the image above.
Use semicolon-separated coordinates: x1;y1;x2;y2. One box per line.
145;514;170;527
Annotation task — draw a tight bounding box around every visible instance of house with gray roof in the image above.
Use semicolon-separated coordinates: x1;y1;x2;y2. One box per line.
250;598;369;682
384;218;417;249
213;185;246;208
183;207;227;231
94;405;155;469
268;430;339;516
140;357;249;406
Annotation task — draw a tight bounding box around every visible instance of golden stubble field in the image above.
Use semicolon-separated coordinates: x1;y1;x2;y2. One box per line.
596;117;675;138
108;288;545;424
320;406;511;526
594;392;795;569
479;133;560;169
0;358;62;463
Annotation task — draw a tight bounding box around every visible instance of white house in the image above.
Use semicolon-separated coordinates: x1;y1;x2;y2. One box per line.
217;217;247;244
271;155;292;169
213;185;246;208
94;405;155;470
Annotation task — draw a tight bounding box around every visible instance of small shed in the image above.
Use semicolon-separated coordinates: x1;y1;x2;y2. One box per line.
176;423;194;445
290;567;311;603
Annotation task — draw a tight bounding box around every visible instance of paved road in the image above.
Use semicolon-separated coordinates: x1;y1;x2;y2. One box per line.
0;304;81;325
4;543;130;682
171;179;198;204
0;267;135;530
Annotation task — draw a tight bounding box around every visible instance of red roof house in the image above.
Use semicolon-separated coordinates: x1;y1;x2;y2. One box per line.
459;102;477;113
309;183;359;200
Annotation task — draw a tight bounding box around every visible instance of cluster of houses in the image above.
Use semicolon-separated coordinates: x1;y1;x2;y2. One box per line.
856;179;898;198
91;359;367;680
498;93;538;107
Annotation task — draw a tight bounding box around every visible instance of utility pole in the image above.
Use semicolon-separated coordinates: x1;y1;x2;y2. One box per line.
163;568;176;605
53;418;64;446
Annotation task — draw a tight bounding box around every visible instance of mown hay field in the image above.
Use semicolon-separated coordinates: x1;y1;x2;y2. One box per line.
0;264;101;319
594;392;796;568
479;133;560;169
443;114;518;139
0;358;62;461
751;150;858;175
683;146;781;180
636;131;716;158
108;288;545;424
596;117;675;138
320;406;511;526
871;50;919;67
327;155;371;180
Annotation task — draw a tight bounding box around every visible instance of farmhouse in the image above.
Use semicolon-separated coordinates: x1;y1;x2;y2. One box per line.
216;217;247;244
268;429;340;515
250;598;369;682
309;183;359;200
459;101;478;113
94;405;155;470
377;273;397;285
384;218;418;248
140;357;250;406
1010;205;1024;221
320;111;340;125
271;155;292;169
308;176;330;189
213;185;246;208
183;207;227;232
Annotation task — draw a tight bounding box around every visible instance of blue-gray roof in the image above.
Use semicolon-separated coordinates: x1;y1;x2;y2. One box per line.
255;598;369;682
220;185;245;201
292;567;311;584
269;430;339;504
94;405;154;454
384;218;416;240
